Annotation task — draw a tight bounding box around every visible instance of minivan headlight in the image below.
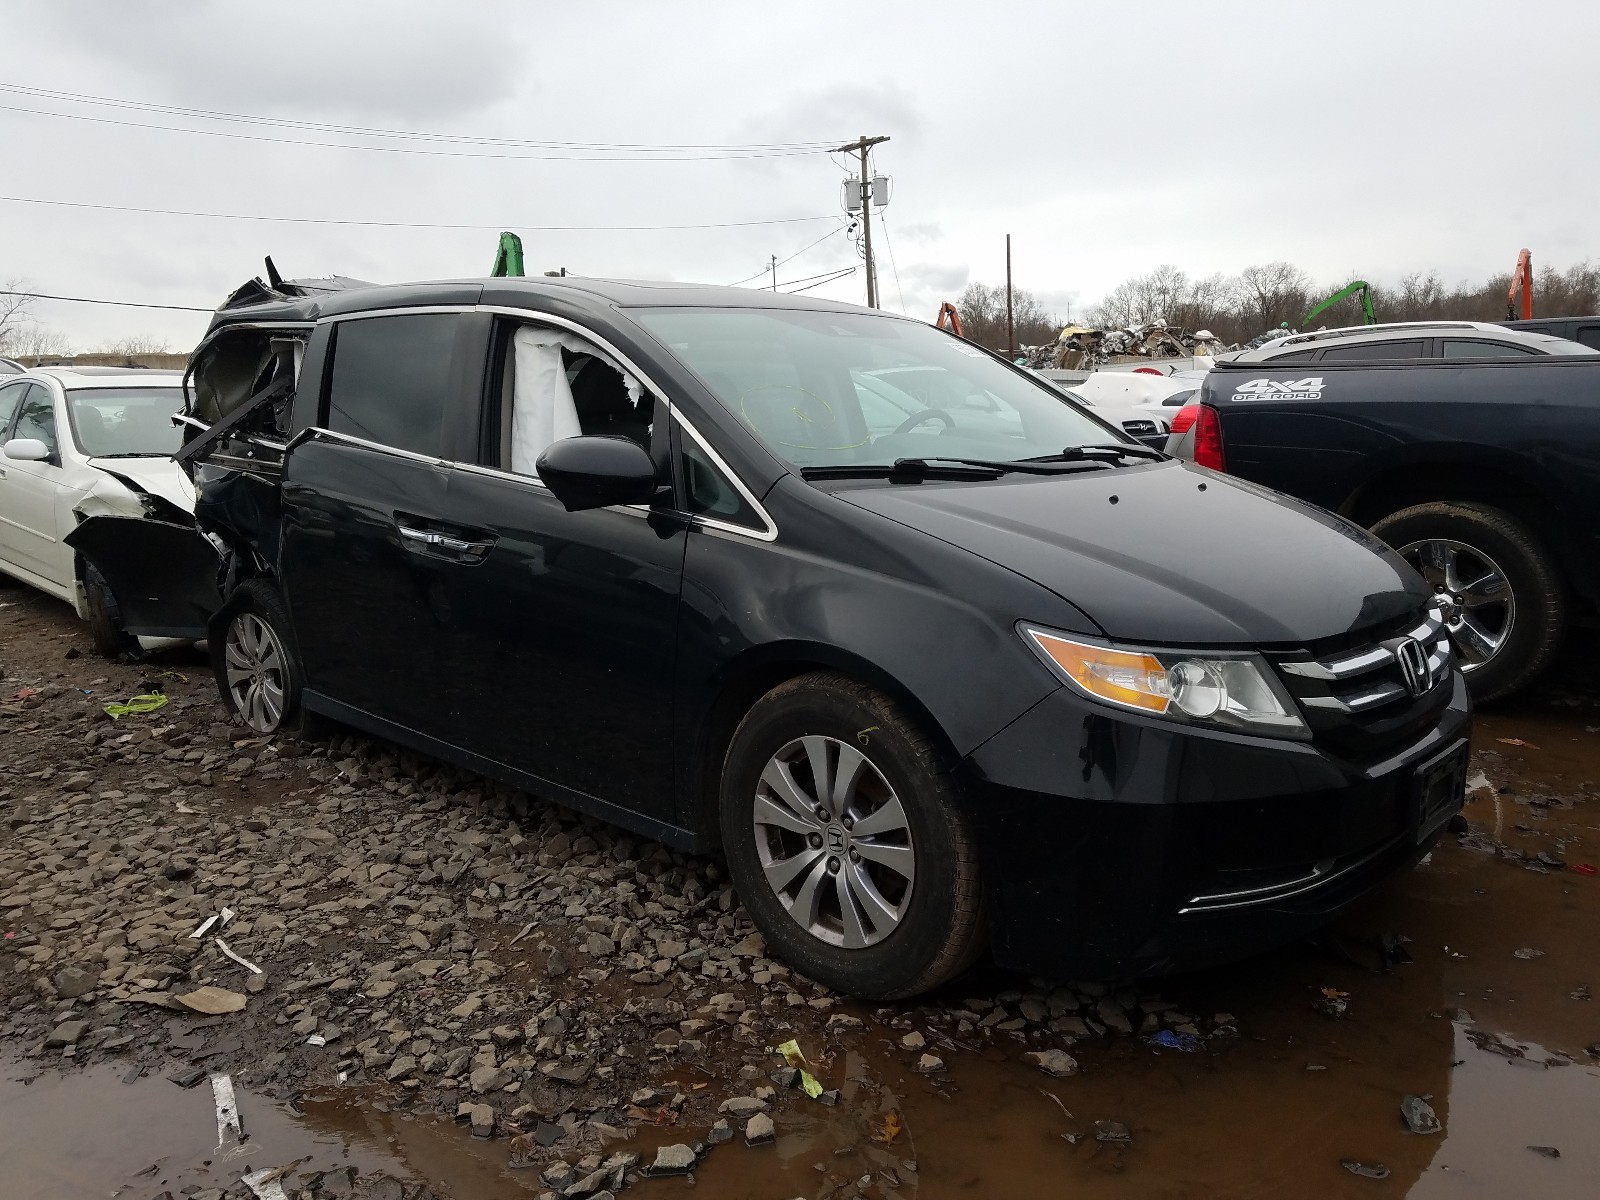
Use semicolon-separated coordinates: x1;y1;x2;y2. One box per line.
1021;626;1308;738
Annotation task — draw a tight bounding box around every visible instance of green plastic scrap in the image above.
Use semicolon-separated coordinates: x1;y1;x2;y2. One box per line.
776;1038;824;1099
103;693;169;719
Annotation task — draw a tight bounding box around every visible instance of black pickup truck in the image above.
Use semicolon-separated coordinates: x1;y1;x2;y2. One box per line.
1167;357;1600;700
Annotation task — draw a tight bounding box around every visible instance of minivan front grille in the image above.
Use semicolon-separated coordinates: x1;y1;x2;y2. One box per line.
1270;603;1454;759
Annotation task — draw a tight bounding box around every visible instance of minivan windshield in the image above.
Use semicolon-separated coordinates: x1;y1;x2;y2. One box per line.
636;308;1120;470
67;387;184;457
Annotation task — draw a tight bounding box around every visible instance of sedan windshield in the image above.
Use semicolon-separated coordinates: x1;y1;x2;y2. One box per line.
67;387;184;457
635;308;1120;469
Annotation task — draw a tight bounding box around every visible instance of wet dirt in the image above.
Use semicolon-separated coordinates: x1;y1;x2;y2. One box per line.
4;583;1599;1198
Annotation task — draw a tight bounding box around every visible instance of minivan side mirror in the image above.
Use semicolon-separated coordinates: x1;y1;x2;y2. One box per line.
535;435;658;512
3;438;51;462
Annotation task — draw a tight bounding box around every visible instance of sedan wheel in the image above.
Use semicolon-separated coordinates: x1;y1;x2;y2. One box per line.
753;735;916;949
1399;537;1515;672
225;612;289;732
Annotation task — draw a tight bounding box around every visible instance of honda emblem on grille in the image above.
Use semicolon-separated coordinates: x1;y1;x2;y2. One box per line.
1396;637;1430;698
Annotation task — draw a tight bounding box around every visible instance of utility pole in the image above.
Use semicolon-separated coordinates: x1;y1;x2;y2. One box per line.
833;134;890;308
1005;234;1015;358
769;254;778;292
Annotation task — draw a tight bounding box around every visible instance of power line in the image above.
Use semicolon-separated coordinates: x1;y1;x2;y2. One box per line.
0;82;838;153
728;224;849;286
0;101;833;163
0;193;837;233
1;289;213;313
786;268;858;295
779;266;858;290
878;212;908;315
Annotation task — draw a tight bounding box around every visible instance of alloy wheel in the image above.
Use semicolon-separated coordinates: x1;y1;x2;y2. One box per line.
751;735;916;949
1400;537;1516;672
224;612;288;732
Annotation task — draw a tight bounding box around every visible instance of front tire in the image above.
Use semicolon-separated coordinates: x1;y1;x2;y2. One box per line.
84;564;137;660
1371;501;1566;702
719;671;985;1000
211;580;305;734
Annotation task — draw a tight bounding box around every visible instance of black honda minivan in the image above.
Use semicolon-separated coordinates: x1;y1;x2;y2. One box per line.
75;274;1471;999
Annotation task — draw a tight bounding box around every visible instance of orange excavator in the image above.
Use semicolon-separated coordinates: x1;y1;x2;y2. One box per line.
1507;248;1533;320
934;301;964;337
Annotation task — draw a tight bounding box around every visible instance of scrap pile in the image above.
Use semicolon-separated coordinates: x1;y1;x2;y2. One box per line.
1021;321;1230;370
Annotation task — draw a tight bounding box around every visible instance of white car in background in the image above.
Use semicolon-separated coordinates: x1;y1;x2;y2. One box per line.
0;367;194;655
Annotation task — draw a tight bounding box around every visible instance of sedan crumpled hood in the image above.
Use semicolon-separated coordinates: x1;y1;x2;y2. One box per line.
86;456;196;513
836;460;1431;646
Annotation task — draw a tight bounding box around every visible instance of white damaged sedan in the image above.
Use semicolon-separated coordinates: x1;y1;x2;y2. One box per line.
0;366;195;655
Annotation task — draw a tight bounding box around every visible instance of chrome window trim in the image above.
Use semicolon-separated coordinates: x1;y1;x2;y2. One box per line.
288;426;454;467
315;305;477;324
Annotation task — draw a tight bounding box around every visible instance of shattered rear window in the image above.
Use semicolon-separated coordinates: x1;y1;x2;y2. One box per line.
67;388;184;457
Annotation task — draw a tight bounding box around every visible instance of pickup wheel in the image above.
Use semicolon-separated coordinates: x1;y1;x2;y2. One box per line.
719;672;986;1000
84;564;137;660
1372;502;1565;702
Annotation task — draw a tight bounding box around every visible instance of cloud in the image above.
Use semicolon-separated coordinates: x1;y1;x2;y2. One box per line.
11;0;532;122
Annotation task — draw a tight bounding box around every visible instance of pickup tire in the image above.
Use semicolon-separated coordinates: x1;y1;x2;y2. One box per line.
1372;502;1565;702
719;671;986;1000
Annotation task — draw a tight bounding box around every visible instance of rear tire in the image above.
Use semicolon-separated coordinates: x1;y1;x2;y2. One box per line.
84;564;137;660
211;580;308;735
1371;502;1565;702
719;671;985;1000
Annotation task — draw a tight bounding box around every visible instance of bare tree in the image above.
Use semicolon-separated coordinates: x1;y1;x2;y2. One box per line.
955;282;1059;352
97;334;173;355
0;279;38;355
2;324;74;357
1236;262;1312;331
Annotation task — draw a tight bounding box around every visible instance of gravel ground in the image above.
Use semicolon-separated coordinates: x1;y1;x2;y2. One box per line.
1;589;1225;1199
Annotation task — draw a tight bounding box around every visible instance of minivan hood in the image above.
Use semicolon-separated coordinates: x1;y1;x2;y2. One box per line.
86;456;196;513
835;460;1430;645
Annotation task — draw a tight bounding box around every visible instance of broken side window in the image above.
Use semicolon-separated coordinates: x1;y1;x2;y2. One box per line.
497;324;656;478
180;326;311;478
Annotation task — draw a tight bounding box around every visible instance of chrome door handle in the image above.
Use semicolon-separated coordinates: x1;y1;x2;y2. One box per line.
397;524;494;558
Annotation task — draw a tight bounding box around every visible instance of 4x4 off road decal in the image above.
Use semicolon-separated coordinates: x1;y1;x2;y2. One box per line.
1232;377;1324;402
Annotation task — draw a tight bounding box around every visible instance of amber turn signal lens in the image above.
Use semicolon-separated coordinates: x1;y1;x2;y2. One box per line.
1026;631;1170;713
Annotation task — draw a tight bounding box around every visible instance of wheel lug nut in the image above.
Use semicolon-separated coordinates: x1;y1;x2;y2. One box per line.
808;833;823;849
842;815;854;829
827;857;840;873
848;848;860;863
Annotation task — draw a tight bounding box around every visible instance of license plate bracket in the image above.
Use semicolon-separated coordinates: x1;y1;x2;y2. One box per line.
1413;738;1469;844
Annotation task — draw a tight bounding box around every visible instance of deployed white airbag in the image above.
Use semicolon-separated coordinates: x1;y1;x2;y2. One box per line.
510;327;641;476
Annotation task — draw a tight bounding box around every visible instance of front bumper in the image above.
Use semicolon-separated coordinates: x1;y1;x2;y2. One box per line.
961;670;1472;979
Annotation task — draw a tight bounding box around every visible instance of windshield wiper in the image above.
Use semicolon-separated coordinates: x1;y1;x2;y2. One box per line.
801;460;1006;481
801;456;1111;481
94;451;173;459
1025;443;1167;464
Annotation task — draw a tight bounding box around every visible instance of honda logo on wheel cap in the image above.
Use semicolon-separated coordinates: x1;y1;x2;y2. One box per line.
1395;637;1430;698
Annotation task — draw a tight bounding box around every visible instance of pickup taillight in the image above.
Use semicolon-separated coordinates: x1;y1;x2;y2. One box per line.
1172;403;1226;471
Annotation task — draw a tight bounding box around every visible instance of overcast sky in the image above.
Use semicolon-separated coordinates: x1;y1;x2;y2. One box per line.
2;0;1596;351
